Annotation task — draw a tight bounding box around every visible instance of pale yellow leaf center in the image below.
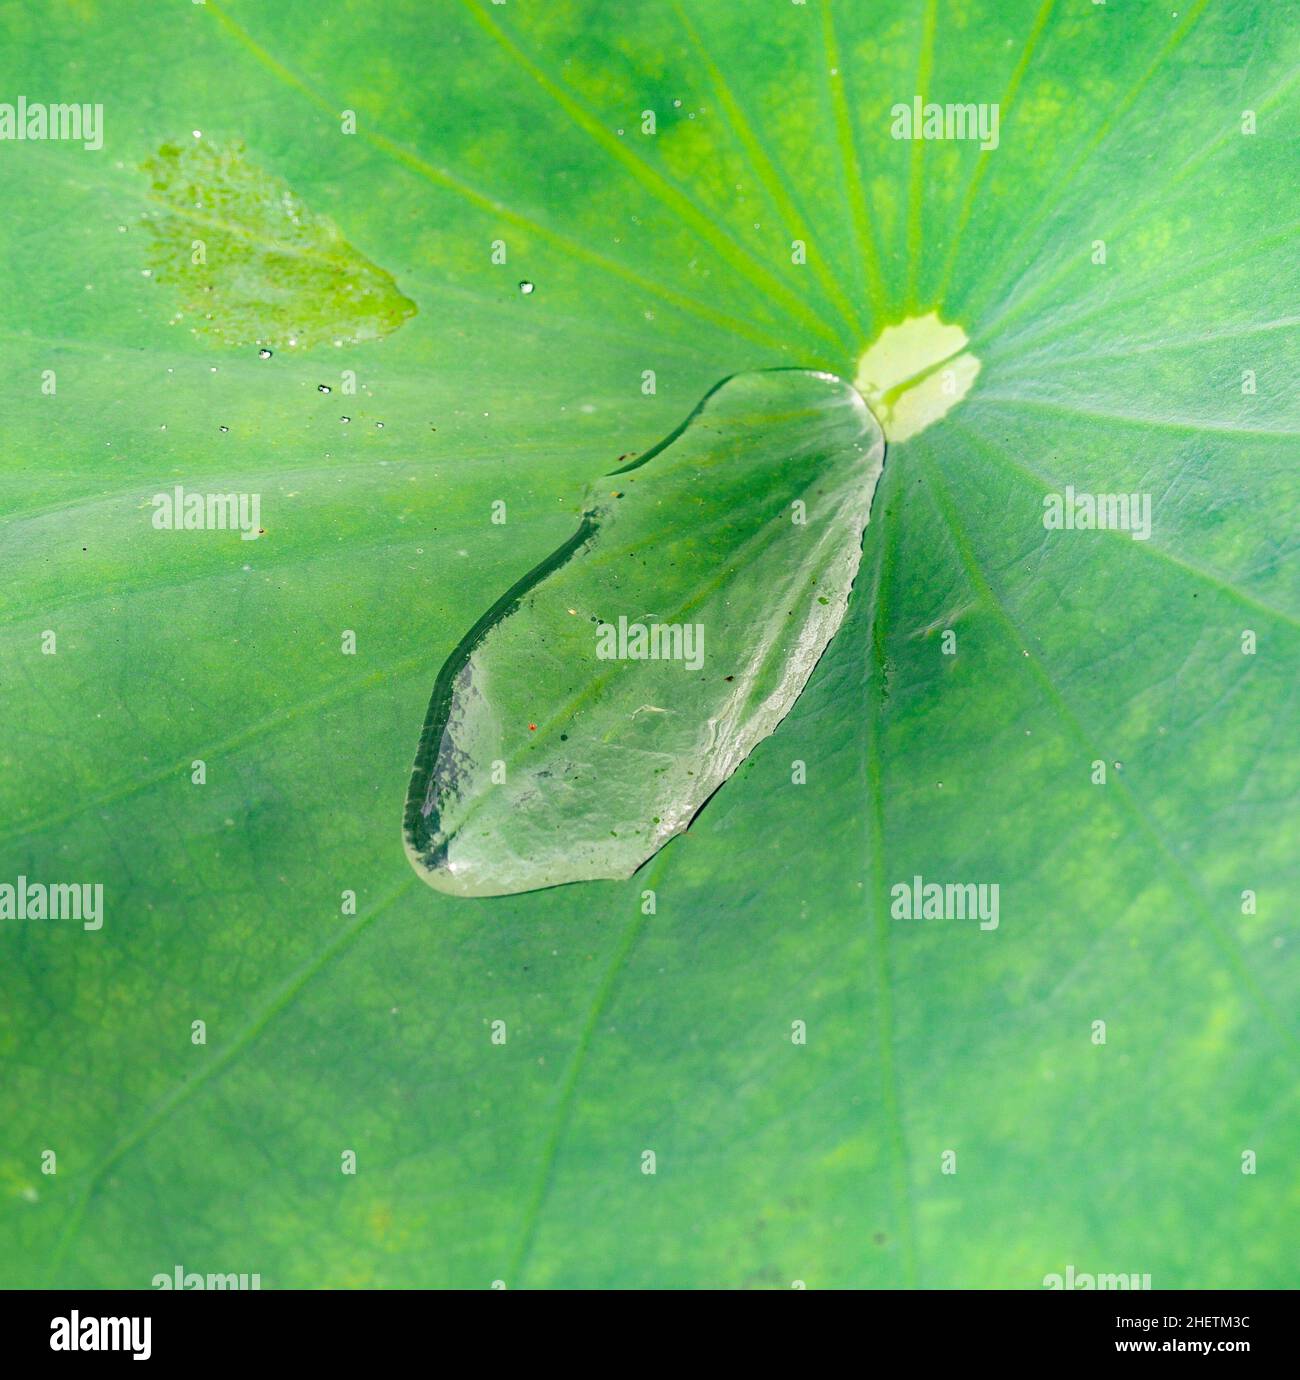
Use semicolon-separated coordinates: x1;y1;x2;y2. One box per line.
854;312;980;442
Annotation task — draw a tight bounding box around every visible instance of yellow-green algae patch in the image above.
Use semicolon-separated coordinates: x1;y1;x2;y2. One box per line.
854;312;980;442
140;138;416;349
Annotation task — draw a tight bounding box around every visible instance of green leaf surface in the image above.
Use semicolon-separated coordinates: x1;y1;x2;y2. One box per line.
1;0;1296;1288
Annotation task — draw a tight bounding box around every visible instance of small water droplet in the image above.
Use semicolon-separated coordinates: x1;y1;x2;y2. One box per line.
518;280;535;295
375;421;384;429
258;348;273;360
219;425;229;433
340;416;351;424
318;384;331;393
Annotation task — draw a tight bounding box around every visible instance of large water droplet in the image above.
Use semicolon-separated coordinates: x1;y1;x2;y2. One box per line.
404;368;886;897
